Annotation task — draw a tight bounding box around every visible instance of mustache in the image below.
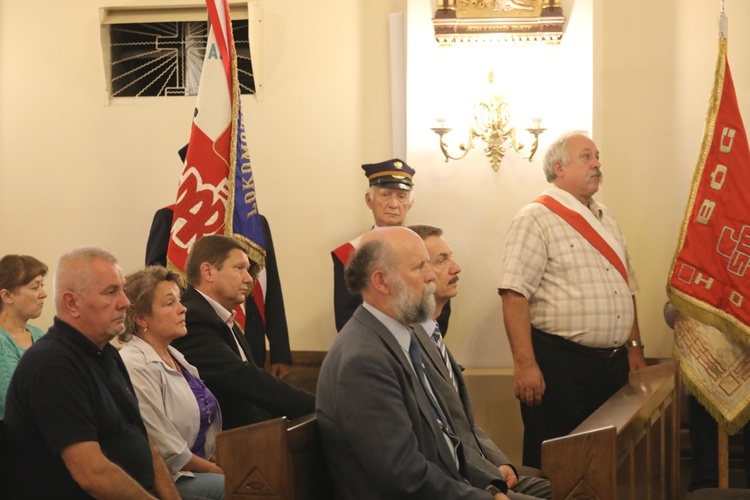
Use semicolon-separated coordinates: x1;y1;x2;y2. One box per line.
588;167;603;181
448;276;459;285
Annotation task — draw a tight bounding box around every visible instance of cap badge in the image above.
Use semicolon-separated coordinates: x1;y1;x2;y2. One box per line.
393;160;403;169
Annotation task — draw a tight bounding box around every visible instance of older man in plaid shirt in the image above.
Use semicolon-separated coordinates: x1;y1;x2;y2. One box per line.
497;130;647;469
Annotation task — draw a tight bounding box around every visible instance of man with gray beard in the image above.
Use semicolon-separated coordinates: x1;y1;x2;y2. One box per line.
316;227;509;499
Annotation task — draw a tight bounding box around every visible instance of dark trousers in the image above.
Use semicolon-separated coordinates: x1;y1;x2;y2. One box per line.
687;395;750;491
520;329;629;469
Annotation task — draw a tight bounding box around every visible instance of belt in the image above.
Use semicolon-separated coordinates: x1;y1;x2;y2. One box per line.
531;328;627;360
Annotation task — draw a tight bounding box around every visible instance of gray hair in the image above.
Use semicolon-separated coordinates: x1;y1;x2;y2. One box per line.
344;240;397;294
366;186;415;203
54;247;118;311
542;130;590;182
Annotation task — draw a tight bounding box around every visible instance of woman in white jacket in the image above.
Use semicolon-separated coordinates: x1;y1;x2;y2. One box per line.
120;266;224;500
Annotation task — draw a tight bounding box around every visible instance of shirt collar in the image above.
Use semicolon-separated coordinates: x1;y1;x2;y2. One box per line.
123;335;168;364
588;198;603;219
547;185;603;219
420;319;437;337
51;316;110;356
196;289;235;327
123;335;195;375
362;301;412;353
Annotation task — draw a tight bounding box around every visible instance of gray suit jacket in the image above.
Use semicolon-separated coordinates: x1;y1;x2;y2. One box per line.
414;323;512;477
315;306;502;499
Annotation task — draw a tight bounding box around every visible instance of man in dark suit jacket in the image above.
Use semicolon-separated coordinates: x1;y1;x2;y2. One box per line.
409;224;551;500
145;207;292;378
316;227;508;499
171;234;314;430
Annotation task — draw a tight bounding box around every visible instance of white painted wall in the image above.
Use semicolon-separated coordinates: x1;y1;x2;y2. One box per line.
0;0;403;353
1;0;748;368
405;0;593;367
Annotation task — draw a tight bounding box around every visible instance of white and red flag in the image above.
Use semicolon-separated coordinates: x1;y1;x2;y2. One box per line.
167;0;265;326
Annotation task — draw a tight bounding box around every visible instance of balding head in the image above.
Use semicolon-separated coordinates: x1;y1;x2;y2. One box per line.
344;227;436;325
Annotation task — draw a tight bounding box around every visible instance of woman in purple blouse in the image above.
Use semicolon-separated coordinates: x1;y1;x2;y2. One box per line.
119;266;224;500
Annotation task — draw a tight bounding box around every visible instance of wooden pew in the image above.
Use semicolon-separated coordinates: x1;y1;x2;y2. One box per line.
215;413;333;500
285;351;327;395
541;359;682;500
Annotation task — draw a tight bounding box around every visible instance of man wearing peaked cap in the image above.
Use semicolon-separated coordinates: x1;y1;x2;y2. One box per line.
362;158;415;191
331;159;452;333
331;159;415;332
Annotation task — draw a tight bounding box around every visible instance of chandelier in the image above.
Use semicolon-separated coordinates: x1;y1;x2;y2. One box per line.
431;71;546;171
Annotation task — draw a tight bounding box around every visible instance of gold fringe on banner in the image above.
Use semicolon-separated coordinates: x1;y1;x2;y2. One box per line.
226;19;266;270
666;37;750;347
673;314;750;434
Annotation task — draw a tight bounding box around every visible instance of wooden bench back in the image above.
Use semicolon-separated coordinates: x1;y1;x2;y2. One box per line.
542;359;682;500
215;414;333;500
284;351;326;395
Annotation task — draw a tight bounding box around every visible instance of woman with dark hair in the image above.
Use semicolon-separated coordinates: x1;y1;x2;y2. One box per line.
0;254;48;417
119;266;224;500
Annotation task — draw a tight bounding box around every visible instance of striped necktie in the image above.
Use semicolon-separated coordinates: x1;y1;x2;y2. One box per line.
408;334;460;468
431;324;458;393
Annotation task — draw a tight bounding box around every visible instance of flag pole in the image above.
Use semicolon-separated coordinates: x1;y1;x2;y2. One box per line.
718;428;729;488
715;5;730;488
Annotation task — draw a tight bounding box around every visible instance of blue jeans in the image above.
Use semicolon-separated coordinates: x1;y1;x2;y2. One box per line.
175;472;225;500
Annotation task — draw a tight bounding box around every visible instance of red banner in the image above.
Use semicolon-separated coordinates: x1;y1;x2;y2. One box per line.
667;38;750;346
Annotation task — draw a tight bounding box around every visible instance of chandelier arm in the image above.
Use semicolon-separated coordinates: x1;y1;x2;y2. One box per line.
524;126;547;161
433;129;475;162
509;128;532;161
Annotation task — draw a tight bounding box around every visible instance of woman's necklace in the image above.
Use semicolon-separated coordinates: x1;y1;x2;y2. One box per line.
171;356;183;374
159;350;182;374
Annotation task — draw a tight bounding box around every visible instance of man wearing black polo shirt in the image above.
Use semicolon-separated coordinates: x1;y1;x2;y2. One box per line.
4;248;179;499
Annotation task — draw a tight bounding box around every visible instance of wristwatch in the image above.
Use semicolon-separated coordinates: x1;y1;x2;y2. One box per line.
485;485;503;496
485;481;505;496
626;340;645;349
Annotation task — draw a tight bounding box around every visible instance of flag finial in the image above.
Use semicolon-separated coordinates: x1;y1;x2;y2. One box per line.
718;0;727;39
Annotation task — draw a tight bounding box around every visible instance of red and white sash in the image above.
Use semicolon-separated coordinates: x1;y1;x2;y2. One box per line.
535;188;628;284
332;234;364;267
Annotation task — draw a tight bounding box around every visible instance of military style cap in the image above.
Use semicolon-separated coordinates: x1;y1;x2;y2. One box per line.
361;158;415;191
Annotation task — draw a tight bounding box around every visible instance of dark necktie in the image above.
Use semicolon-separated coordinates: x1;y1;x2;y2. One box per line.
408;336;452;431
430;324;458;392
408;334;461;469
